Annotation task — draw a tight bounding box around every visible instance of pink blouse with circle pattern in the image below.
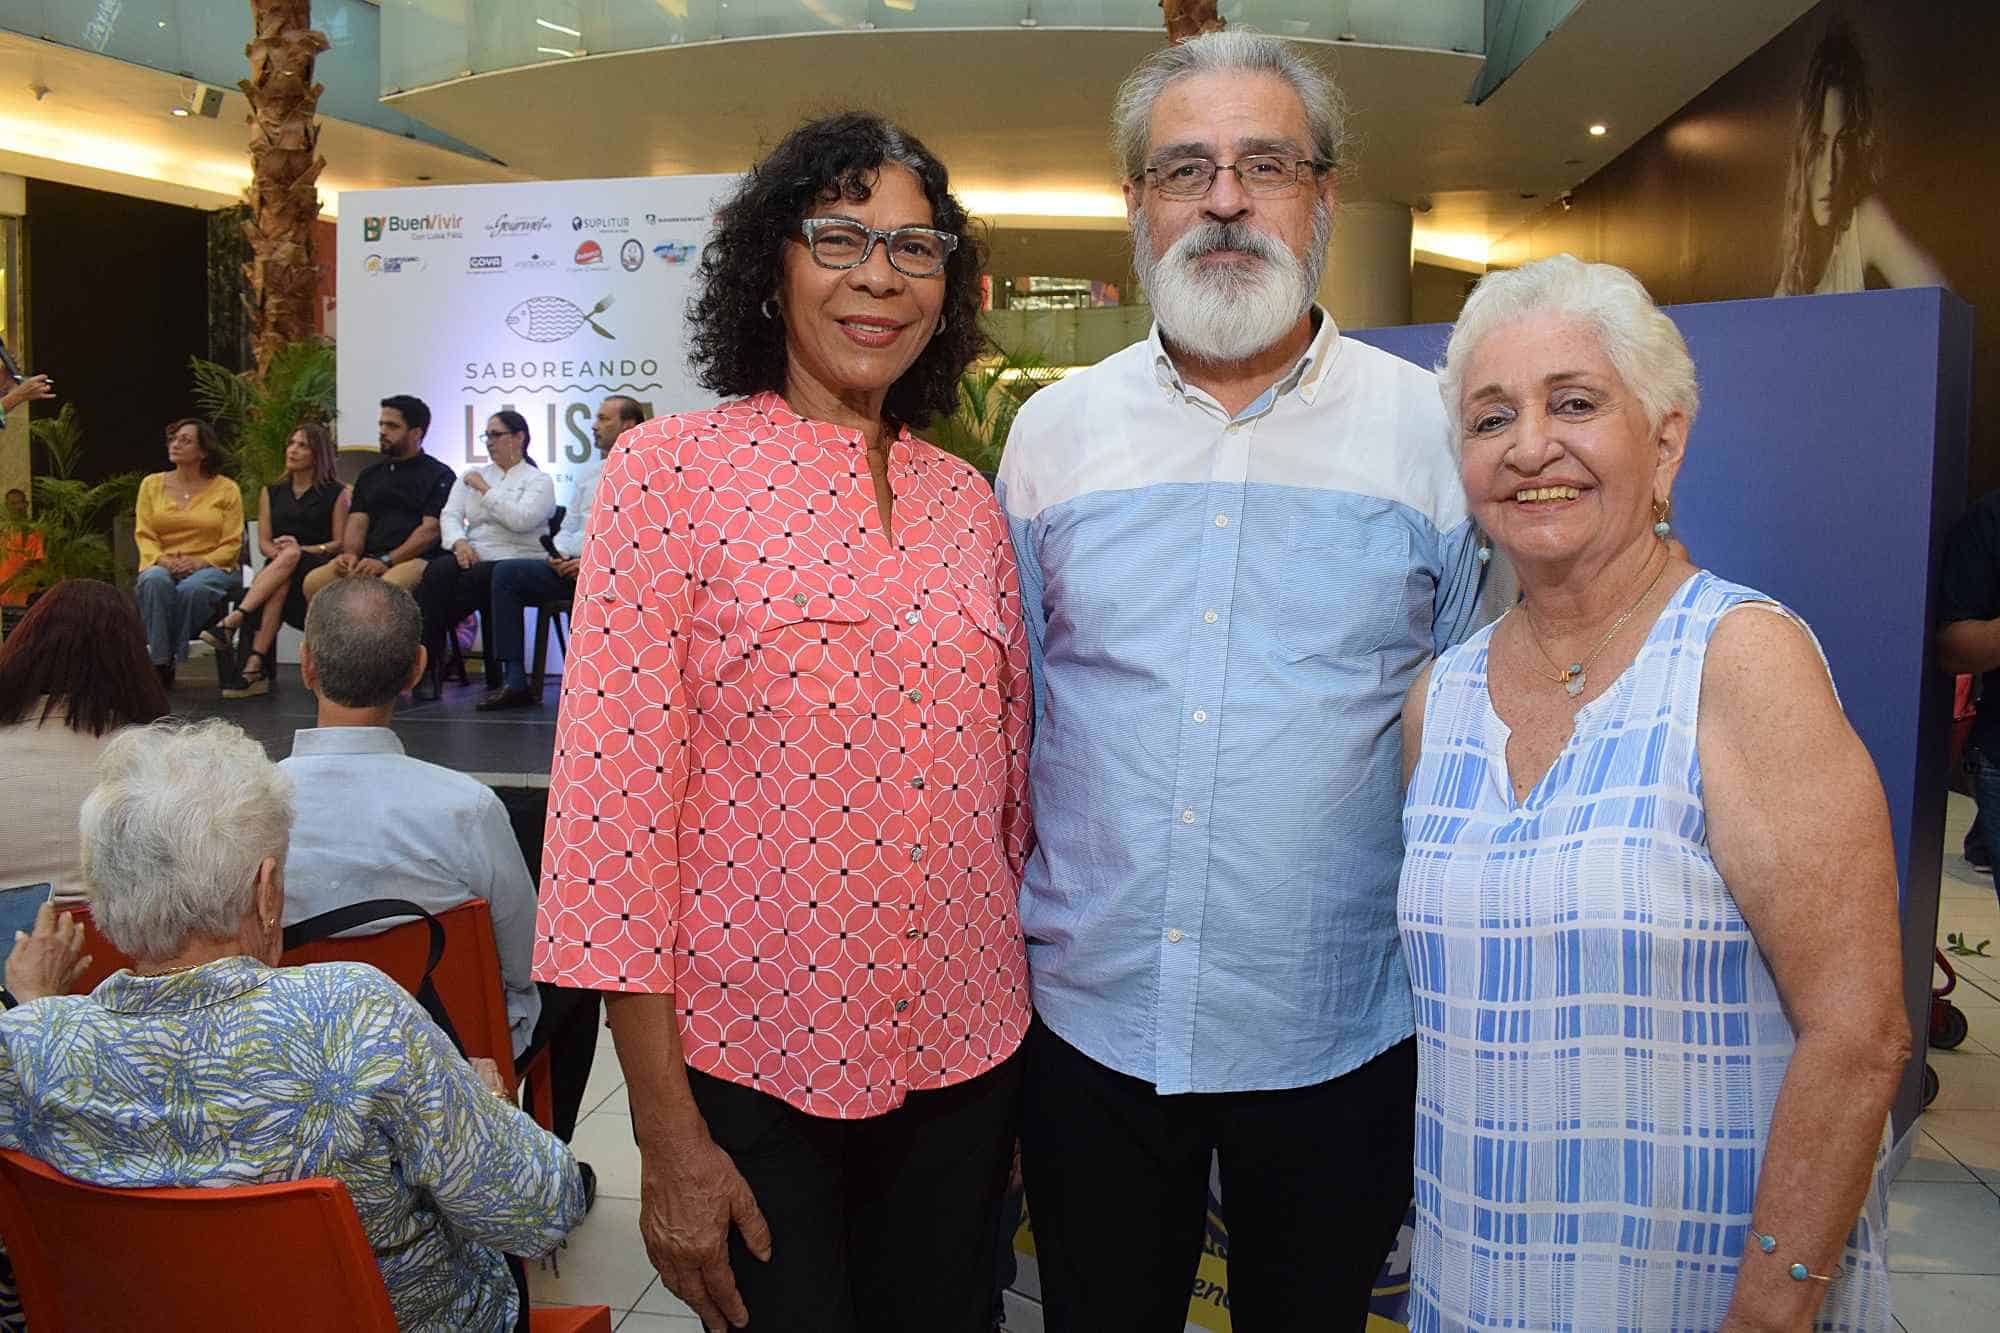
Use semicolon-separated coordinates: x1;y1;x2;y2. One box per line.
533;392;1033;1119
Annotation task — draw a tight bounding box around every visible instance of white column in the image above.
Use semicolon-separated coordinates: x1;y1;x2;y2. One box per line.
1315;201;1413;330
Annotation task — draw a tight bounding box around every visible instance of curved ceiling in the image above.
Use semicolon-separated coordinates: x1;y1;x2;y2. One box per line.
389;2;1818;258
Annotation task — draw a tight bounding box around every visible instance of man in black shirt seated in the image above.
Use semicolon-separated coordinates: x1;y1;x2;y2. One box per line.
301;394;456;607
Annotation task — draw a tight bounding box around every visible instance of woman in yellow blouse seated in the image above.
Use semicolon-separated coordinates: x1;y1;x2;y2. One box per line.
133;418;242;688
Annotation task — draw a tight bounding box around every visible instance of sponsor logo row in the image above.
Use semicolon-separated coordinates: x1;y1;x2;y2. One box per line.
360;210;713;243
365;240;699;278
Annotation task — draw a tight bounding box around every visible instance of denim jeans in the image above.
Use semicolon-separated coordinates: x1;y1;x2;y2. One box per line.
133;563;236;665
1968;744;2000;867
487;558;575;691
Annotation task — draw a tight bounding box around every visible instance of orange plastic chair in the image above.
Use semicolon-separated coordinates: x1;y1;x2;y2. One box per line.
0;1148;609;1332
280;897;556;1129
54;905;135;994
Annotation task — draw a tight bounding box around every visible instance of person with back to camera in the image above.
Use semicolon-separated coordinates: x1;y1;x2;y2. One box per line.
205;421;349;699
132;418;243;689
0;717;586;1330
534;112;1031;1333
1399;254;1903;1330
0;579;169;904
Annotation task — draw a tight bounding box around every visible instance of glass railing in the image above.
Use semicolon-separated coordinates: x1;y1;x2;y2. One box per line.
380;0;1484;95
1;0;496;161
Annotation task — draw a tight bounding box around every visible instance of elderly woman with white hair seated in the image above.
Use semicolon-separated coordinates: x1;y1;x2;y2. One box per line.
0;718;585;1331
1397;254;1904;1331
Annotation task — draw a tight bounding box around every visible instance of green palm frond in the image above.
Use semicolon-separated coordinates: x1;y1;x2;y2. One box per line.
189;338;337;509
927;343;1065;477
0;404;143;596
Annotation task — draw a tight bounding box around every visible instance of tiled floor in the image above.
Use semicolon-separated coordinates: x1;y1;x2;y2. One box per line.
531;795;2000;1331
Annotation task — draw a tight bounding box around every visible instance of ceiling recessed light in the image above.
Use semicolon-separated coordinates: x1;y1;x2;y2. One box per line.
1588;123;1608;137
169;106;191;117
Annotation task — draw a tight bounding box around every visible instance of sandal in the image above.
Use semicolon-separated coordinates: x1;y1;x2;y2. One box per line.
221;650;270;700
198;609;243;658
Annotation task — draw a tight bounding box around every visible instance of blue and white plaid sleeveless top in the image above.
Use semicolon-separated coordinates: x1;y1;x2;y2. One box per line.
1398;570;1892;1332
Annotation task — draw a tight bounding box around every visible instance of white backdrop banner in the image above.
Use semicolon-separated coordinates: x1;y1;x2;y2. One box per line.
335;174;737;507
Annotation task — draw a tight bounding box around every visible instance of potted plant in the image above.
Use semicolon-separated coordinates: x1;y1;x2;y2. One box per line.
0;404;145;601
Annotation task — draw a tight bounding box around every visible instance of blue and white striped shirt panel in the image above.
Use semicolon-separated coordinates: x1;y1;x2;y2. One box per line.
999;318;1486;1094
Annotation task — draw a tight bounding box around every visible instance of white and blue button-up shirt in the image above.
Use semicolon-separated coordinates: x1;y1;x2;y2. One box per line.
996;310;1488;1094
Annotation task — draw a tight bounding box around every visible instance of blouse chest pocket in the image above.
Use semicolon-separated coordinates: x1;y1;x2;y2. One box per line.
728;588;878;716
929;581;1011;698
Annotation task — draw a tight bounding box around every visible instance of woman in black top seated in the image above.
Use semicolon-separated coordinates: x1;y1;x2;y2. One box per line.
209;422;348;698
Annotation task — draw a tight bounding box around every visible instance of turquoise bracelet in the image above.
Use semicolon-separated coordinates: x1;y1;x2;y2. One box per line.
1752;1232;1834;1283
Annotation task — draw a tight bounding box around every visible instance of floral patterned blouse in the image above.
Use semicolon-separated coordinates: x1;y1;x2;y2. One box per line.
0;957;585;1331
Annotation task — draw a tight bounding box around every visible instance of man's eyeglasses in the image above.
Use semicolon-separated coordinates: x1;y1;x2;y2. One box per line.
798;218;960;278
1138;155;1332;200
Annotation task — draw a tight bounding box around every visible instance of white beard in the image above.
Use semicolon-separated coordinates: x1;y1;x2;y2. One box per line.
1133;210;1328;363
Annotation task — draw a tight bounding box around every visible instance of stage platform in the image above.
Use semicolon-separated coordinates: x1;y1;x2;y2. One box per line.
169;660;558;785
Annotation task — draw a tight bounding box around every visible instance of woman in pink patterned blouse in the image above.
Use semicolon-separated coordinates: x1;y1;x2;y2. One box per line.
534;113;1032;1333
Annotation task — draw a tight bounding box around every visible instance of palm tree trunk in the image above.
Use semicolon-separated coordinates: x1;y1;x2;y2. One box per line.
1161;0;1223;43
242;0;330;376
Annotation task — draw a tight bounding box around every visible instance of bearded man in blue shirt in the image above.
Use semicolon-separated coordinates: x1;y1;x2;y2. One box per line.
997;32;1491;1331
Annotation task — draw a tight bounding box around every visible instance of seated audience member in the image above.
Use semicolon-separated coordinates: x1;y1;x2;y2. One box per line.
299;395;454;606
133;419;243;687
0;581;169;904
280;577;601;1162
478;396;642;711
0;718;584;1330
207;422;349;699
413;411;555;702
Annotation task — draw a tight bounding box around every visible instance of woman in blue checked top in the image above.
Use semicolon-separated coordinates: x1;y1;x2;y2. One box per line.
0;718;585;1332
1397;255;1903;1332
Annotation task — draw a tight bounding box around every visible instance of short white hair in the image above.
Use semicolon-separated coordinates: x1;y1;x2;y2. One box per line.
80;718;293;962
1438;254;1700;443
1112;31;1347;181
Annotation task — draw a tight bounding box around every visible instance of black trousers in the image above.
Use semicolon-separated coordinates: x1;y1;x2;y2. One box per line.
686;1047;1024;1333
415;553;499;682
1019;1017;1415;1333
517;981;601;1143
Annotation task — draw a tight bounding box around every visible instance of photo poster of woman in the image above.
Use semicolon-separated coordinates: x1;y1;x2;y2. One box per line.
1490;0;1999;495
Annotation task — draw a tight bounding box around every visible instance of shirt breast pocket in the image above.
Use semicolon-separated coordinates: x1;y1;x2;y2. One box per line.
1274;519;1419;663
730;589;878;716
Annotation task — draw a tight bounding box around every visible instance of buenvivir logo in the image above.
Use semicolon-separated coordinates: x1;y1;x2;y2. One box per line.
574;241;604;267
363;213;464;242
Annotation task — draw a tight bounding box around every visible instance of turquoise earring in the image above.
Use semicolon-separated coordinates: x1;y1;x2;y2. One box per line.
1653;498;1673;540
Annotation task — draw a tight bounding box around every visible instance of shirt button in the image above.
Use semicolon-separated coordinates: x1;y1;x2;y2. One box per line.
1180;808;1197;824
910;844;925;862
792;593;808;607
910;775;925;790
1202;609;1218;624
906;927;921;940
1214;514;1229;528
895;999;909;1013
905;610;921;625
1192;709;1208;723
906;688;923;704
1167;928;1184;943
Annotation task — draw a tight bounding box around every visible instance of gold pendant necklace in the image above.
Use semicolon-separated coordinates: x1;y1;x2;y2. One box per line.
1516;553;1670;699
